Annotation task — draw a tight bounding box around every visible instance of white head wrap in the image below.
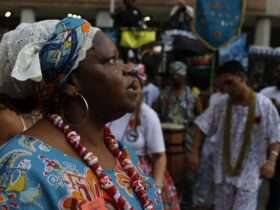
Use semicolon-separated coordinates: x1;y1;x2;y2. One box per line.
0;18;99;99
0;20;58;98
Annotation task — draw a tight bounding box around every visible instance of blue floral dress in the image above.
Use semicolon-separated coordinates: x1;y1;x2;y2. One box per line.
0;135;163;210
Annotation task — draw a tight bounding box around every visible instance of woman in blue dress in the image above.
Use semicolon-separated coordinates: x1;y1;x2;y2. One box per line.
0;17;163;210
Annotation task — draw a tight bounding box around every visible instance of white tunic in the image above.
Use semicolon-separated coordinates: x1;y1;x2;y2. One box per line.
194;94;280;192
109;103;165;156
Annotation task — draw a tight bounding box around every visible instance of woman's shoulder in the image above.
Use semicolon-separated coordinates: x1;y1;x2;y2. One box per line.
23;119;80;158
1;135;43;157
24;119;65;144
0;135;50;170
141;104;161;130
0;135;24;151
141;103;159;120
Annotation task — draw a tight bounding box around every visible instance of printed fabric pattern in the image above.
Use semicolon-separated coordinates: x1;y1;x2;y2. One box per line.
0;135;163;210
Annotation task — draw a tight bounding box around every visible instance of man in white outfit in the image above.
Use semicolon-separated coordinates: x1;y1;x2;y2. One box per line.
189;61;280;210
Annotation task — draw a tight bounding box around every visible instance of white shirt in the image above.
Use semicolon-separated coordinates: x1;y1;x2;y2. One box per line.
209;92;227;107
260;86;280;103
109;103;165;156
143;83;160;107
195;94;280;191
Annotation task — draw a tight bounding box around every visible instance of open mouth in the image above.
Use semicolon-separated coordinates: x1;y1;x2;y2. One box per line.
127;79;138;94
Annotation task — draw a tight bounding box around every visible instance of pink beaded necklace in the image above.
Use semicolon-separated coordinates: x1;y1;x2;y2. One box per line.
48;114;154;210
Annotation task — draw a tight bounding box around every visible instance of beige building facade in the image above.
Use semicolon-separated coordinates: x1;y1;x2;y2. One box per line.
0;0;279;46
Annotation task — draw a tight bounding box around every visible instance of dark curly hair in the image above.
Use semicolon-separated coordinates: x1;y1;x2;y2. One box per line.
216;60;246;79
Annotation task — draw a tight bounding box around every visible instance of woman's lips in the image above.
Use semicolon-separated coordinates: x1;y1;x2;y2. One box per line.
126;79;138;96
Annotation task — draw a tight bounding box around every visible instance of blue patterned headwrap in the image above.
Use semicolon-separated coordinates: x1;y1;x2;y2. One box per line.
40;17;99;84
0;17;99;99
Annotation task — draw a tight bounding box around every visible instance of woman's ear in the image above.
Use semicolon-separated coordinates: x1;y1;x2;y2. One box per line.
64;84;78;96
63;75;80;96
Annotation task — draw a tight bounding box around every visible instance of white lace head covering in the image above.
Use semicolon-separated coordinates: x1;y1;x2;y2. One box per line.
0;17;99;99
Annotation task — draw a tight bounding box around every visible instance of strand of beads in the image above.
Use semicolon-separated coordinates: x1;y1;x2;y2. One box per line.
48;114;154;210
104;127;154;210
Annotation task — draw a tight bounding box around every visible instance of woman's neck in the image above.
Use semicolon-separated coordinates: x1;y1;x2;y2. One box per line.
76;117;106;148
61;101;108;148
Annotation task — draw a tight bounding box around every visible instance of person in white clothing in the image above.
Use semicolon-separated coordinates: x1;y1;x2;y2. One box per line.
189;61;280;210
140;64;160;108
109;69;181;210
109;102;165;158
143;82;160;107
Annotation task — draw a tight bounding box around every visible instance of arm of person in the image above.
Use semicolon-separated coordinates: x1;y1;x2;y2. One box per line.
268;143;280;162
142;104;166;187
151;152;166;189
260;99;280;179
189;103;221;172
260;144;280;179
188;125;205;172
267;143;280;167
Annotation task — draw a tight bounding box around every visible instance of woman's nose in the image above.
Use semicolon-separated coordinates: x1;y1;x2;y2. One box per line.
122;64;134;76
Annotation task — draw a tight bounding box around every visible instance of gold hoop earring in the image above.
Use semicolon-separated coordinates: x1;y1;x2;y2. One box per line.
78;93;89;114
61;92;89;127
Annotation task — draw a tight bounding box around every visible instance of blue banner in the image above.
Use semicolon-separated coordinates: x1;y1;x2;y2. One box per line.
193;0;246;50
219;34;248;70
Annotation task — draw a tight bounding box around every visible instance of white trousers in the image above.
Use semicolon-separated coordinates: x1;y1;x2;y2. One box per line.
214;183;259;210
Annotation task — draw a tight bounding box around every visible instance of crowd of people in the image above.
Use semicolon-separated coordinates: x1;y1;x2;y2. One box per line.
0;1;280;210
